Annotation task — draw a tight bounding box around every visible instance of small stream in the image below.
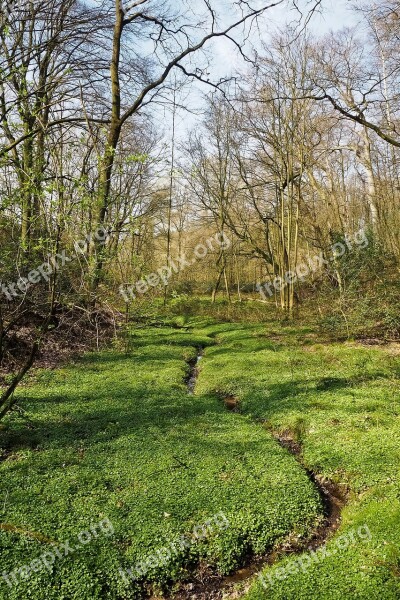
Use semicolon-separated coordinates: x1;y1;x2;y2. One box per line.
174;348;346;600
186;350;203;395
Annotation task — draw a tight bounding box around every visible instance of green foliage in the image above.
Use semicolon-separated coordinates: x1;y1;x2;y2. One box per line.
334;229;391;289
125;154;149;164
193;320;400;599
165;296;277;323
2;315;400;598
0;323;320;599
317;278;400;341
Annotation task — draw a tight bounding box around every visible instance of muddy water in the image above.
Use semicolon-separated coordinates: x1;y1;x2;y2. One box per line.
186;350;203;395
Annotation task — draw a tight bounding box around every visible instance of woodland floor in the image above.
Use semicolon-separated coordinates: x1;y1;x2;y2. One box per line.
1;315;400;599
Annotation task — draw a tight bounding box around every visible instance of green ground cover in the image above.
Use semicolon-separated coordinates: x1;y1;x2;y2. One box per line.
0;322;320;599
2;313;400;599
195;320;400;599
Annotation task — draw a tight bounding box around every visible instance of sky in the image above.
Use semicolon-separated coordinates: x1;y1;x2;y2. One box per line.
210;0;357;78
153;0;360;159
169;1;357;137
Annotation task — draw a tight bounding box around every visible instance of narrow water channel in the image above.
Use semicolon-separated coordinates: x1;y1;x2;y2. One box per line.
173;348;346;600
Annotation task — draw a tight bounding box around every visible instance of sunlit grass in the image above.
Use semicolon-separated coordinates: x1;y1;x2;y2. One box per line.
0;323;320;599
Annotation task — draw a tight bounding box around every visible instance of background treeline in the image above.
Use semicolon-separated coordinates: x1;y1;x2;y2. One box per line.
1;0;399;415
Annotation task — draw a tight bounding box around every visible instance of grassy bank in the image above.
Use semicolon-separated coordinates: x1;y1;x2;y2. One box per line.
195;320;400;599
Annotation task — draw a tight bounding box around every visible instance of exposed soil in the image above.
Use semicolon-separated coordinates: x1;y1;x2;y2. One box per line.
0;304;117;381
163;440;346;600
186;349;203;395
172;356;347;600
0;523;55;544
223;395;239;412
275;432;346;550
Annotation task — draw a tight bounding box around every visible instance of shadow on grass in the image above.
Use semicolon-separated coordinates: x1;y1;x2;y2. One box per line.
0;337;227;456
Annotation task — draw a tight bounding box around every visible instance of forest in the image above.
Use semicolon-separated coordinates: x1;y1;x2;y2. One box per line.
1;1;400;599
